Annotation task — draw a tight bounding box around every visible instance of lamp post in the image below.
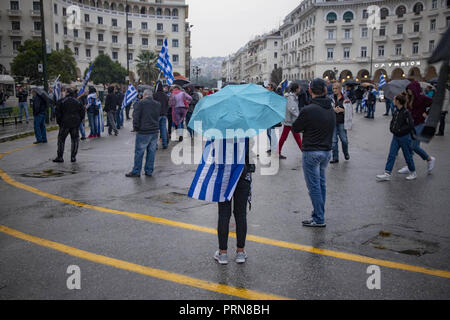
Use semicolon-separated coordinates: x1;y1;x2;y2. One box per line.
370;27;375;80
125;0;129;85
193;66;201;83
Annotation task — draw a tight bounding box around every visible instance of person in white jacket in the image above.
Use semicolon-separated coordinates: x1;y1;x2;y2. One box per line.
278;83;303;159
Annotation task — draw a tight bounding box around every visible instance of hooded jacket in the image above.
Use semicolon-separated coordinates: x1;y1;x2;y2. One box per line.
390;107;414;137
283;92;300;126
406;81;432;126
292;96;336;151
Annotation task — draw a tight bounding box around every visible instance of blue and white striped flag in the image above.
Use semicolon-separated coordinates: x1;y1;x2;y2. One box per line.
156;39;175;85
121;83;138;111
281;80;288;94
378;74;386;90
362;97;367;111
188;138;248;203
53;76;61;101
78;64;94;97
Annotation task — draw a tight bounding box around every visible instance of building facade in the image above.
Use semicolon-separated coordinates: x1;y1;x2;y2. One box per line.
0;0;191;82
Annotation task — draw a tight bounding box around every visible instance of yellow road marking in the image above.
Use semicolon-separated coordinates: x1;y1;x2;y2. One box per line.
1;146;450;280
0;225;289;300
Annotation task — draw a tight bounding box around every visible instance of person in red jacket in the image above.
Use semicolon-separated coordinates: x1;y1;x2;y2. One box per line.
397;81;436;175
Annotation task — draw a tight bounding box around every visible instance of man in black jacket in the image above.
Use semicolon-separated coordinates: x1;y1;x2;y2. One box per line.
153;82;169;149
53;87;85;163
104;86;119;136
31;88;48;144
292;79;336;228
126;89;161;178
16;85;29;123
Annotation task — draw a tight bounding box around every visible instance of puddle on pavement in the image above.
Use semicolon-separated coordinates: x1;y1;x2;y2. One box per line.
364;231;439;256
22;169;77;178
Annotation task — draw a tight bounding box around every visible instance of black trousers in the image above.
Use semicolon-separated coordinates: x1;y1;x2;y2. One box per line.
125;105;131;120
217;177;251;251
438;111;448;135
57;126;79;159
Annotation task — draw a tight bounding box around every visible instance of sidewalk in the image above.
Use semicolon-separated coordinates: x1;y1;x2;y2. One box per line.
0;119;59;143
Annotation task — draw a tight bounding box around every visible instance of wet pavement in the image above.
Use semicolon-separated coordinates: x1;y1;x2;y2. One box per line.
0;108;449;300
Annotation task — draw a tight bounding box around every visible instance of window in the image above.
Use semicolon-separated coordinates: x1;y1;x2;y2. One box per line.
73;29;78;38
326;12;337;23
63;7;67;16
157;38;164;46
157;23;163;31
378;45;385;57
432;0;438;9
13;41;21;52
64;26;67;35
55;23;59;34
56;42;59;51
99;50;104;55
343;47;350;59
86;49;91;58
274;41;278;47
396;5;406;18
98;34;104;42
173;55;179;63
412;42;419;54
84;32;90;40
112;35;118;43
128;53;133;61
33;1;40;11
327;29;335;39
361;27;368;38
447;16;450;27
327;48;334;59
112;52;118;60
361;46;367;57
274;52;278;58
397;24;403;34
429;40;435;52
127;21;132;28
413;22;420;32
380;8;389;20
10;1;19;10
344;29;351;39
395;44;402;55
142;38;148;46
362;9;368;19
54;3;57;15
112;19;118;27
379;26;386;36
128;37;133;45
142;22;148;29
343;11;354;22
430;19;436;31
11;21;20;30
172;24;179;32
98;16;103;25
172;39;179;47
413;3;424;15
84;14;89;22
74;47;79;56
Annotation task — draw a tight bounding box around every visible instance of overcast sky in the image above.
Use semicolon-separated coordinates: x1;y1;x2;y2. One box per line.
186;0;300;58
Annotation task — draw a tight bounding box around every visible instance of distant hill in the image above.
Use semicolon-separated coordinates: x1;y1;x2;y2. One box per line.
191;57;225;80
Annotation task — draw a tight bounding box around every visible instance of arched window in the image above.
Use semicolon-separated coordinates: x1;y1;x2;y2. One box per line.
172;8;178;16
117;3;124;11
156;8;162;16
343;11;354;22
413;2;424;14
110;3;116;11
133;5;139;13
141;7;146;14
396;5;406;18
103;1;109;9
326;12;337;23
164;8;170;16
149;7;155;15
90;0;95;7
380;8;389;20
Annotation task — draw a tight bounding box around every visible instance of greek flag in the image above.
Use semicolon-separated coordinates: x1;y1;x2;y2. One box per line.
78;64;94;97
53;76;61;101
378;74;386;90
156;39;175;85
121;83;138;111
362;97;367;111
188;138;248;203
281;80;288;94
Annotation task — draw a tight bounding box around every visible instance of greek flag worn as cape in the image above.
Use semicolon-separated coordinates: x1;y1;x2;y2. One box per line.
88;93;104;133
188;138;248;203
379;74;386;90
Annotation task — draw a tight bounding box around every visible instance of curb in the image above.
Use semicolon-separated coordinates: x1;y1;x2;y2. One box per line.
0;126;59;144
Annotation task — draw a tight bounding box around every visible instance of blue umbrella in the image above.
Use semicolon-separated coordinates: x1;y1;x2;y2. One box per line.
188;84;287;139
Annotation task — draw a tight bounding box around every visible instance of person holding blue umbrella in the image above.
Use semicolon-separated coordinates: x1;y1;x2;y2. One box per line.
187;83;286;264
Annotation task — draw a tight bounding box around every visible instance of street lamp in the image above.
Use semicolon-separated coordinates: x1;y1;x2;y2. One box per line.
192;66;201;83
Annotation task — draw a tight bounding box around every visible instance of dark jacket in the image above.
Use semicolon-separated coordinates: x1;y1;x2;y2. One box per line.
153;91;169;116
292;97;336;152
104;93;117;113
132;97;161;134
333;94;345;124
56;96;85;128
32;94;47;116
17;89;28;103
354;87;364;100
390;107;414;137
297;88;309;114
115;92;125;110
406;81;433;126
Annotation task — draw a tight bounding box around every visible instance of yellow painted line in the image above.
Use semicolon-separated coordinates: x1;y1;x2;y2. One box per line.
1;147;450;280
0;225;290;300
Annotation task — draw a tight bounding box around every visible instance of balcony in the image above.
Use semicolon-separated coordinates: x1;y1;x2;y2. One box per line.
374;35;387;42
126;28;136;34
155;30;167;37
325;39;337;45
141;45;149;50
140;29;151;35
127;44;136;50
85;39;96;46
407;32;421;39
72;37;83;44
7;9;22;16
97;24;108;30
97;41;107;47
355;56;369;63
390;33;404;41
84;21;95;29
341;38;353;45
111;26;122;33
31;30;41;38
63;35;73;42
390;54;405;61
111;43;122;49
8;29;23;37
30;10;40;18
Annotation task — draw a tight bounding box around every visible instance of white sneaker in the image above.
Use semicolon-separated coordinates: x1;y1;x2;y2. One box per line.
376;172;392;181
406;172;417;181
427;157;436;174
398;166;410;174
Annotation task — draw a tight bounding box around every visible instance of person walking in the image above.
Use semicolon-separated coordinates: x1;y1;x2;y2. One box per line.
86;87;100;138
104;86;119;136
365;86;377;119
78;92;87;140
376;93;417;181
292;79;336;228
115;86;125;130
126;89;161;178
330;82;350;164
185;85;201;139
31;89;48;144
16;85;29;123
383;98;395;116
398;81;436;175
169;85;192;142
153;82;169;149
354;85;364;113
278;83;303;159
53;87;85;163
436;86;449;136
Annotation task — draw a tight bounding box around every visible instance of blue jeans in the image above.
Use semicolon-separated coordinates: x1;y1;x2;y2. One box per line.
332;123;349;161
80;121;86;139
87;112;98;136
385;99;395;115
132;133;159;175
18;102;29;122
159;116;168;147
367;103;375;118
302;151;331;224
355;99;362;113
411;123;430;161
33;113;47;142
385;134;415;173
116;109;124;129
